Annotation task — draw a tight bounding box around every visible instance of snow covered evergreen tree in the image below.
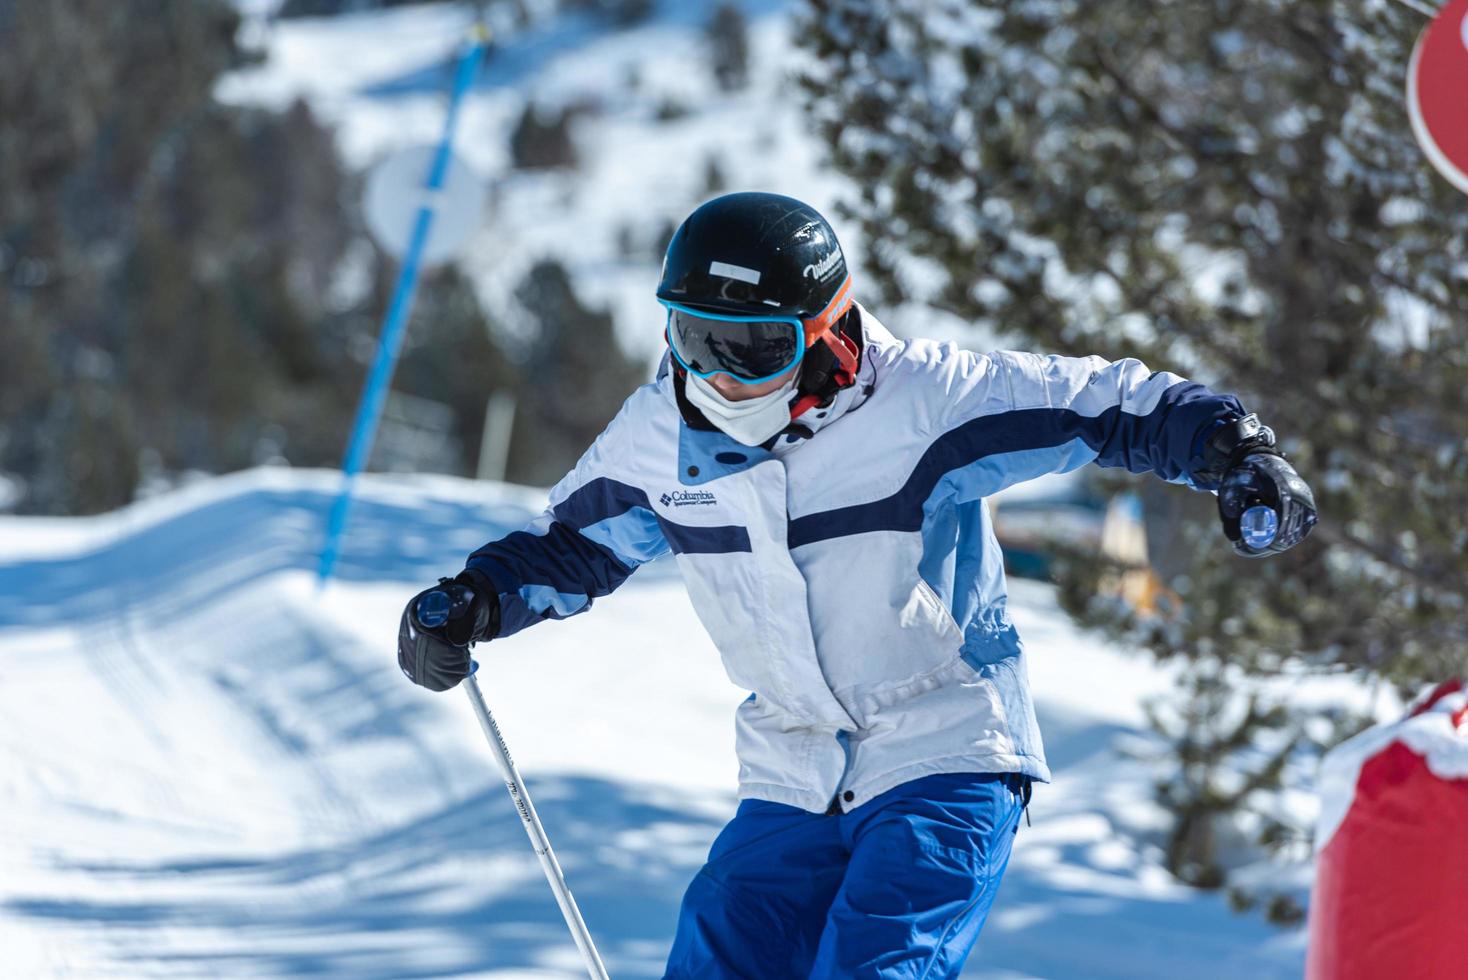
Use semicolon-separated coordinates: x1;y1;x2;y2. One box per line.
0;0;518;513
798;0;1468;895
506;259;646;487
707;3;752;92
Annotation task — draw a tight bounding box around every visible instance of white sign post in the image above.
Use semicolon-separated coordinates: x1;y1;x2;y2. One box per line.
364;145;486;265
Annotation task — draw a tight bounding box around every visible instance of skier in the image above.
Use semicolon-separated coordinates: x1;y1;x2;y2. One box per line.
397;192;1317;978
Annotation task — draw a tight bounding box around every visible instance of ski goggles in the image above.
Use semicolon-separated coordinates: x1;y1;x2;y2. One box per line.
661;300;807;385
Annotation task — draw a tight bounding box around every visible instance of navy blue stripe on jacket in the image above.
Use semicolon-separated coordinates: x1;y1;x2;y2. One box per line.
788;382;1242;549
467;523;636;637
555;478;752;557
467;477;752;639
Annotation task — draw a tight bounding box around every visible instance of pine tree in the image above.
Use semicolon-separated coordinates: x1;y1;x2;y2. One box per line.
509;102;579;170
0;0;509;512
707;3;751;93
506;259;648;487
798;0;1468;891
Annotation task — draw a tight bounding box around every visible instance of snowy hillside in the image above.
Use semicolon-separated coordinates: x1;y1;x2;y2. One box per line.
0;468;1309;977
216;0;982;369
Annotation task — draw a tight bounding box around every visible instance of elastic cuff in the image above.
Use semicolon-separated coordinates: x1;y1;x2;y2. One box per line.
455;566;494;594
455;567;502;641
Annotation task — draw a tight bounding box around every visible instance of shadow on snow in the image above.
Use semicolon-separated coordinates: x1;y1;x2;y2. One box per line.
8;775;725;979
0;480;678;632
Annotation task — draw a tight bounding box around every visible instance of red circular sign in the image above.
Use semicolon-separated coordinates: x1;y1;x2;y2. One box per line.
1408;0;1468;194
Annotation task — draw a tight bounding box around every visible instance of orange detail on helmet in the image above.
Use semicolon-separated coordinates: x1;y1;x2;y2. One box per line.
801;274;855;345
789;275;860;421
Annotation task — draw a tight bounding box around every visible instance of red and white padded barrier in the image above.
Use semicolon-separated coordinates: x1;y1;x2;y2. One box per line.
1306;680;1468;979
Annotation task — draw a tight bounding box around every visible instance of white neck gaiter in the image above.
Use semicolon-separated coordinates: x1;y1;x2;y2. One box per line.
684;372;798;447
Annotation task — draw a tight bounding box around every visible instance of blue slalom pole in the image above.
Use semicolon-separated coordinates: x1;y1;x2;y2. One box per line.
317;27;488;586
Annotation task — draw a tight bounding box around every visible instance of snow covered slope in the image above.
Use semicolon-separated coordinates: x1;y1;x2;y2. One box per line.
0;468;1307;977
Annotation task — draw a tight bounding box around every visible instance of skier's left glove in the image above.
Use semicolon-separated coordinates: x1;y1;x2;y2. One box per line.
397;572;499;692
1197;414;1318;558
1218;452;1317;558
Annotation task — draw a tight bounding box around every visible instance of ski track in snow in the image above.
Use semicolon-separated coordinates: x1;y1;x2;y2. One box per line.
0;469;1306;978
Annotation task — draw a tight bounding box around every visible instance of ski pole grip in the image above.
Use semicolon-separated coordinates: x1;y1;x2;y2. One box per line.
415;589;453;628
1239;504;1280;550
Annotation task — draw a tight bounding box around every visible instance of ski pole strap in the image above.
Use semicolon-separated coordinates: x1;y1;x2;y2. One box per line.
1193;413;1280;489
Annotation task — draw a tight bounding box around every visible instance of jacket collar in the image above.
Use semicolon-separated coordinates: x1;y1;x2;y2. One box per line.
656;303;889;454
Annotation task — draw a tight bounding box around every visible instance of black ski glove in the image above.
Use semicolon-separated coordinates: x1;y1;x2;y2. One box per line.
1196;414;1318;558
1218;452;1317;558
397;572;499;692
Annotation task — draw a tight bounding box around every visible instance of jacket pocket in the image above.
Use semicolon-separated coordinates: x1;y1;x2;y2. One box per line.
900;578;965;650
836;579;970;727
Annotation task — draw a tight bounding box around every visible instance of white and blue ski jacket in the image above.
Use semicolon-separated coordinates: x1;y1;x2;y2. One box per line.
466;308;1245;814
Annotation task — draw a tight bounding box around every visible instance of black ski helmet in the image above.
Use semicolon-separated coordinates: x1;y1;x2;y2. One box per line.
658;192;863;422
657;192;853;328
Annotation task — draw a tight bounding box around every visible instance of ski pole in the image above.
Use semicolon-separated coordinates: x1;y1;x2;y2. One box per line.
463;665;611;980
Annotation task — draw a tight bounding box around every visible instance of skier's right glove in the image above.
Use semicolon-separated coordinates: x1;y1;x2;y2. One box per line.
397;572;499;692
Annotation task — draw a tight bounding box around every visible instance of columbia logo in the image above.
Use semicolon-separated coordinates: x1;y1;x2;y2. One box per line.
661;489;717;508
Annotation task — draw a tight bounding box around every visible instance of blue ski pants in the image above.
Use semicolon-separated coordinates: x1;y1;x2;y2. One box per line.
664;771;1030;979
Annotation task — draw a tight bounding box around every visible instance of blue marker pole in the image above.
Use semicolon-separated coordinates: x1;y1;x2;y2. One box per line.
317;26;489;586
